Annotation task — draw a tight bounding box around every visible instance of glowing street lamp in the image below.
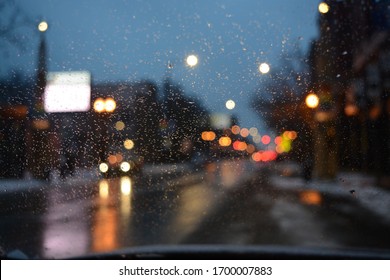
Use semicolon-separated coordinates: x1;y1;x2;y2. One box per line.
225;99;236;110
93;98;116;113
186;54;198;67
318;2;330;14
259;62;270;74
305;93;319;109
104;98;116;113
93;98;105;113
38;21;48;32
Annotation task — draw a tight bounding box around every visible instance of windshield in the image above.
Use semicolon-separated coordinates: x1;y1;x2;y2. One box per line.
1;0;390;259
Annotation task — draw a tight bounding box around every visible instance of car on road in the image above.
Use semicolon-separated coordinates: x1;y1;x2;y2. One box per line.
98;148;143;178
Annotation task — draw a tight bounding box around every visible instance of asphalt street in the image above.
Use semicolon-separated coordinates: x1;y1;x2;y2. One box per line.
1;159;390;259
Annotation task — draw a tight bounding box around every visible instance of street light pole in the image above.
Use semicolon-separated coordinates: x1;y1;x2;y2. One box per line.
28;20;51;180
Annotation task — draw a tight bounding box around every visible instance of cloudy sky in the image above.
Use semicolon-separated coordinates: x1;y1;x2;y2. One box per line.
2;0;320;132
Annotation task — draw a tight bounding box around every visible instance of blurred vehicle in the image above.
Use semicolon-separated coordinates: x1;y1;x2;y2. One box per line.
98;145;143;178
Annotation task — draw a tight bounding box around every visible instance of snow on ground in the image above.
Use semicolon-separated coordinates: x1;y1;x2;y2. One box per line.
270;171;390;223
0;168;100;193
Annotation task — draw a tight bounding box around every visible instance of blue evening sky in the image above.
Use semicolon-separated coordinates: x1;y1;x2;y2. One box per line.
3;0;320;132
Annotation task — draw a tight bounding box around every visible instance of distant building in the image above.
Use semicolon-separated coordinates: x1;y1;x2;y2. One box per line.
310;0;390;182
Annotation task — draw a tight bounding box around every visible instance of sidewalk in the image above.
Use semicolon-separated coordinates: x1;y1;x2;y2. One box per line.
0;168;100;194
269;171;390;223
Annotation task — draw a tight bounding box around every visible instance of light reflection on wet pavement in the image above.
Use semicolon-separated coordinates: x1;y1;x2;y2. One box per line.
39;159;250;258
1;159;390;259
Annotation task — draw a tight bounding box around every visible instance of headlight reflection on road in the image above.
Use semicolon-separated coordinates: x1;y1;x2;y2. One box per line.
300;190;322;205
99;163;109;173
120;176;132;221
99;179;110;199
93;179;118;253
120;161;131;172
120;176;132;196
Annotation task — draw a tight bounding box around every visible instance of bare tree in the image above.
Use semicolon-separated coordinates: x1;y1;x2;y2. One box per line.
0;0;34;59
251;44;311;132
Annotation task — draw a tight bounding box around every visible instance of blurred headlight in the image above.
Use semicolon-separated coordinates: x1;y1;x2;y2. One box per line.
120;161;131;172
99;163;109;173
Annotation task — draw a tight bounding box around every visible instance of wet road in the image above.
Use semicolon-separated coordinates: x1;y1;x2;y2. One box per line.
1;159;390;259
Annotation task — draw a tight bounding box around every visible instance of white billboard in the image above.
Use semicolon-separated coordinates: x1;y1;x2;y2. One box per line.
44;71;91;113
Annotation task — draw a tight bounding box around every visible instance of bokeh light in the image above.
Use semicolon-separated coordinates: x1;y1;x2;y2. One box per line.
38;21;48;32
105;98;116;112
231;125;240;135
115;121;125;131
124;139;135;150
186;54;198;67
93;98;105;113
201;131;216;141
219;136;232;147
305;93;319;109
261;135;271;145
226;99;236;110
259;62;270;74
240;128;249;138
318;2;330;14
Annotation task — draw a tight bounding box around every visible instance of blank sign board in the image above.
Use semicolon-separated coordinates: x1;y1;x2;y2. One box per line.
44;71;91;113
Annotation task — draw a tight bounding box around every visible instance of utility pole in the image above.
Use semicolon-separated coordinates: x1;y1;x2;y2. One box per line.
28;21;51;180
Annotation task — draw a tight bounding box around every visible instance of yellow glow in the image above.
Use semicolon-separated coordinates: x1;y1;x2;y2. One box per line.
115;121;125;131
99;180;109;199
93;98;105;113
91;194;117;252
38;21;48;32
120;161;131;172
219;136;232;147
305;93;319;109
282;141;292;152
259;62;270;74
318;2;330;14
201;131;216;141
99;163;109;173
105;98;116;112
120;176;132;195
124;139;135;150
186;55;198;67
225;99;236;110
120;176;132;217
